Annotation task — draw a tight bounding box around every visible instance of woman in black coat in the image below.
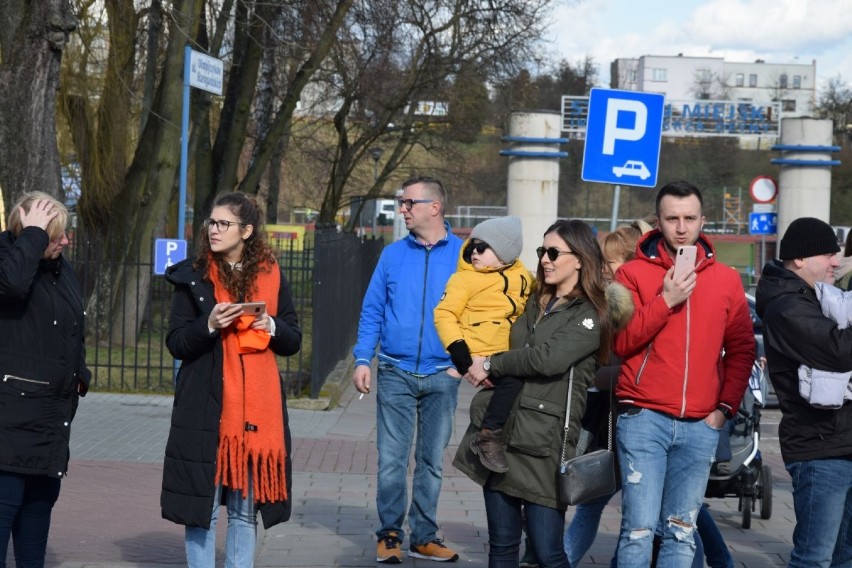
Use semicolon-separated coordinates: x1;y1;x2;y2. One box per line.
0;192;90;568
160;192;301;567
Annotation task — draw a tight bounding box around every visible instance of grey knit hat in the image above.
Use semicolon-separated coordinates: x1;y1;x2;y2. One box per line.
470;216;523;264
779;217;839;260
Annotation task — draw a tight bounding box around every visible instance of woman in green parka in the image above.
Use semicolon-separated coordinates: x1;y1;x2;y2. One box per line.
455;219;624;568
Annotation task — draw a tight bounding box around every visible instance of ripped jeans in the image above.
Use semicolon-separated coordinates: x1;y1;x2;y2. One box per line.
615;407;720;568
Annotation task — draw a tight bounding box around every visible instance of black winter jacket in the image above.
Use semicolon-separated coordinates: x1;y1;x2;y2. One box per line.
755;260;852;463
0;227;90;478
160;258;301;529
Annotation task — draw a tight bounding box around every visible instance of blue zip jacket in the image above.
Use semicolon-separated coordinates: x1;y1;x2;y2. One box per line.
353;222;463;375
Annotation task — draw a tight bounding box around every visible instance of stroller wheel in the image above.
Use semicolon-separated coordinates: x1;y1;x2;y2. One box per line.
760;465;773;520
741;495;752;529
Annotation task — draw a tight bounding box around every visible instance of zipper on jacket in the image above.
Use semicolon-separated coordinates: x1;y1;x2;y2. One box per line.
414;247;432;372
3;374;49;385
679;298;691;417
635;344;653;385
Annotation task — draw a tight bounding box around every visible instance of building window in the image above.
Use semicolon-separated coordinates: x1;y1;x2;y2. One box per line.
735;73;744;87
779;74;788;89
628;69;637;83
793;75;801;89
652;68;667;82
782;100;796;112
749;74;757;87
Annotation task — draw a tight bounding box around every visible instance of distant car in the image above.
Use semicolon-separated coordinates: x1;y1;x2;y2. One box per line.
612;160;651;180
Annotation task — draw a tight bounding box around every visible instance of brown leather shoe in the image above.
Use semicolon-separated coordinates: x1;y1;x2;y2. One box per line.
470;428;509;473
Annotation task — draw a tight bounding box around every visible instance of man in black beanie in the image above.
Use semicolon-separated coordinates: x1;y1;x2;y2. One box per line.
755;216;852;568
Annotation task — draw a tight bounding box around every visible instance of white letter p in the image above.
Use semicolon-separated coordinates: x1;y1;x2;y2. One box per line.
603;99;647;155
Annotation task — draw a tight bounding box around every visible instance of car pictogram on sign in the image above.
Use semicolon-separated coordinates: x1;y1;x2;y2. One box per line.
612;160;651;180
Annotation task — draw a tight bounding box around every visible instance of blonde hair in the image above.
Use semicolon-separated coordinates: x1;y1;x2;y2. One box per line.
600;219;653;265
7;192;68;241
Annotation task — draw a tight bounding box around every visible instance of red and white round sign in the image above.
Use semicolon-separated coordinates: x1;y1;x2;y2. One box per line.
749;176;777;204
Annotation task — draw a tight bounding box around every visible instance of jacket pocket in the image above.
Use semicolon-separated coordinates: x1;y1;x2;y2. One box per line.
0;374;57;471
507;394;564;457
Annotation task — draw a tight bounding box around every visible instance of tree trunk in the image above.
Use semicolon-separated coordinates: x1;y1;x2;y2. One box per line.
0;0;75;206
87;0;202;346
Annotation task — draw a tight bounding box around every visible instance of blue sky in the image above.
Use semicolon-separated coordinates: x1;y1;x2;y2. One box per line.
544;0;852;90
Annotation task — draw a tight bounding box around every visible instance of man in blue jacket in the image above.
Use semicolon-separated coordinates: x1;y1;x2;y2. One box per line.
353;176;464;564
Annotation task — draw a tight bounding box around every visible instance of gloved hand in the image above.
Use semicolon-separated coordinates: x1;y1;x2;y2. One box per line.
447;340;473;375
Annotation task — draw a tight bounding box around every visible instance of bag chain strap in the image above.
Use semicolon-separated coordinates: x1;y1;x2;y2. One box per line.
559;366;614;464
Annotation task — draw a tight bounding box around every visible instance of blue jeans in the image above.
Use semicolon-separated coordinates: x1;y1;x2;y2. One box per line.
484;487;568;568
786;459;852;568
0;472;61;568
695;504;734;568
185;478;257;568
615;408;720;568
564;490;616;566
375;362;460;545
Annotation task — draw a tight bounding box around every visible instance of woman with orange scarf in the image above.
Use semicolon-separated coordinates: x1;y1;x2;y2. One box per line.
160;192;301;567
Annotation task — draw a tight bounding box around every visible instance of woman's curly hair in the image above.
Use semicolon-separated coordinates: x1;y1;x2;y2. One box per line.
193;192;276;301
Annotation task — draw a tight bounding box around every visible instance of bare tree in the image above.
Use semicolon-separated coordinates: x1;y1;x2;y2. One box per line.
816;75;852;146
299;0;553;225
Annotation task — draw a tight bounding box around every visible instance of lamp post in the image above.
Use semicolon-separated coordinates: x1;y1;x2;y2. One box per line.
369;146;384;182
369;147;384;235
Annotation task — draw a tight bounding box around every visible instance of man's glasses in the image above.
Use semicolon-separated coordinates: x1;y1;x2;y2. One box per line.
536;247;576;261
470;241;490;254
203;218;245;232
397;198;434;210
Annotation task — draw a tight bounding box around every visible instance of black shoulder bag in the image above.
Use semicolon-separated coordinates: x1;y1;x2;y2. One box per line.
558;367;618;507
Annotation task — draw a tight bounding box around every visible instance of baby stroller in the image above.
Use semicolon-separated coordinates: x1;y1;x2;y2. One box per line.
705;359;773;529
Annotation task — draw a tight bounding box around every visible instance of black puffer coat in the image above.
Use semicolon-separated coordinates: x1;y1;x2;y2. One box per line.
755;260;852;463
0;227;90;478
160;258;301;529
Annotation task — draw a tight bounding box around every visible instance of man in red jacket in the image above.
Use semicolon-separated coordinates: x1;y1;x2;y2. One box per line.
612;180;755;567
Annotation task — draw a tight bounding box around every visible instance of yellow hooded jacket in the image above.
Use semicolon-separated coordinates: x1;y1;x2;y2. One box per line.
434;242;531;356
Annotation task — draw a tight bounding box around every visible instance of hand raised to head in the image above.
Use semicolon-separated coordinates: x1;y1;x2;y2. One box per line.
20;199;59;231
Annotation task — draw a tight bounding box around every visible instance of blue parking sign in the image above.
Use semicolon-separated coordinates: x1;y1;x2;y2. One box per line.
749;212;777;236
582;88;665;188
154;239;187;275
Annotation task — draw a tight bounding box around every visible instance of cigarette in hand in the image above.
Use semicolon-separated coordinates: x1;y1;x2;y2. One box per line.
359;393;364;400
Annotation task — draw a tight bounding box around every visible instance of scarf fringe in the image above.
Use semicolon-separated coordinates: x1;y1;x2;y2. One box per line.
216;436;288;503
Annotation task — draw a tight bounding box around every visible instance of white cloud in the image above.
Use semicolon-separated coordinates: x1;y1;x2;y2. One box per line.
546;0;852;88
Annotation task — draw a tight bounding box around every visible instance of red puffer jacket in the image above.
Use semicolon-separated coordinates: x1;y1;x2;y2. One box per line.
613;231;755;419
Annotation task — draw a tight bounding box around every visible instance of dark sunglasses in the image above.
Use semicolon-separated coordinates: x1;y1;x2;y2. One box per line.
536;247;576;261
470;241;490;254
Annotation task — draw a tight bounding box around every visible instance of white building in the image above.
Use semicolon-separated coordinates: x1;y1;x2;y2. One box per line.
611;55;817;117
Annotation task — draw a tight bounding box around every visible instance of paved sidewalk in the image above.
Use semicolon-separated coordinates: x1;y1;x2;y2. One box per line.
13;379;795;567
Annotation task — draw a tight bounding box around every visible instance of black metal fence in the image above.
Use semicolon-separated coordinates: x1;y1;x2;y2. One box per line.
65;228;382;398
310;227;384;398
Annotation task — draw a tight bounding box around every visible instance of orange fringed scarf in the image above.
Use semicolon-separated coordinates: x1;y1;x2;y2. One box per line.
209;258;288;504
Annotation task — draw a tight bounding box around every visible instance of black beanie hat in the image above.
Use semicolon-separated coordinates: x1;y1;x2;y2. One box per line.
779;217;839;260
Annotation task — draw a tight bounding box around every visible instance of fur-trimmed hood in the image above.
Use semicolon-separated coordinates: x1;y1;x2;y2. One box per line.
606;281;634;331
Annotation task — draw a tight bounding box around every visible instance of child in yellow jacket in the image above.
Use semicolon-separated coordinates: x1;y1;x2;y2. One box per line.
435;216;530;472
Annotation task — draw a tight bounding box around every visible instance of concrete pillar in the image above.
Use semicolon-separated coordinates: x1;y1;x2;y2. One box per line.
501;111;567;271
771;118;840;243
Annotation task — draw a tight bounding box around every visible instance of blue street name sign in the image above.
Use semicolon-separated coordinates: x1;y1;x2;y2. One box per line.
582;88;665;188
749;212;778;236
154;239;187;275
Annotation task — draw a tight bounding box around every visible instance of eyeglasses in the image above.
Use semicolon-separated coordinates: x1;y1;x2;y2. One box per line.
397;198;434;210
203;218;245;232
470;241;490;254
536;247;576;261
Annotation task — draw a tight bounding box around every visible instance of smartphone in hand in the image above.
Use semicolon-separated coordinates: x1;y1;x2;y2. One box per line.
233;302;266;317
673;245;697;280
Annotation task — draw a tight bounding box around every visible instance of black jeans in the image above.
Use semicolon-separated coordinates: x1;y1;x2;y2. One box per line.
0;472;61;568
482;375;524;430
